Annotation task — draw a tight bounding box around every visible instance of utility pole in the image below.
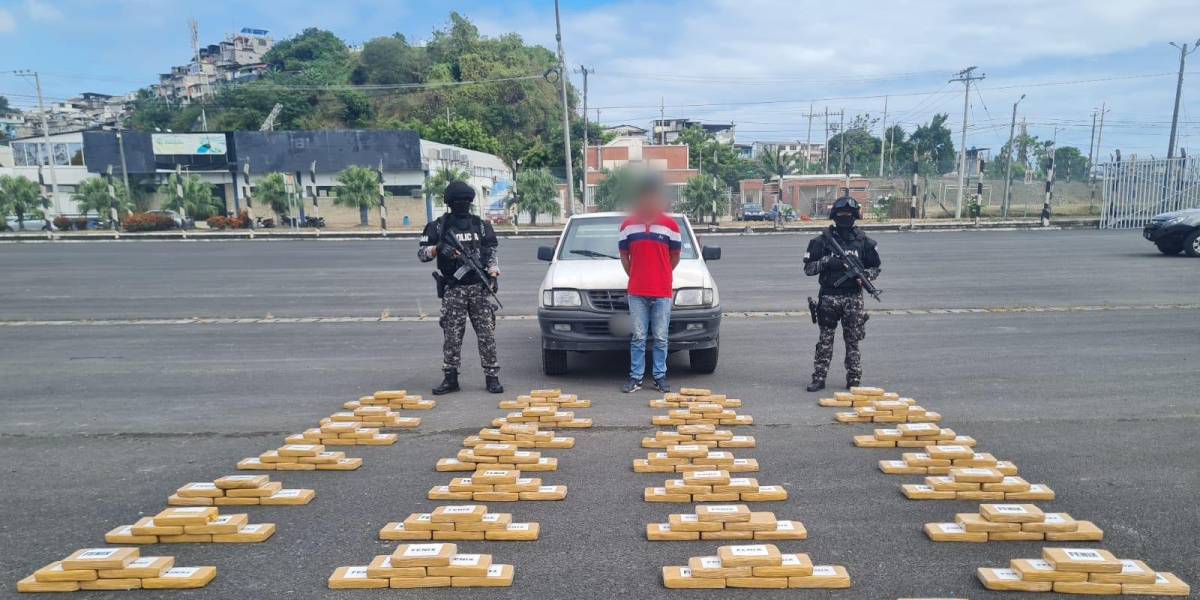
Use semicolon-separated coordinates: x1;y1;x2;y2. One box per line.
1094;103;1108;166
804;103;814;172
576;65;594;208
950;66;985;218
115;118;131;220
1002;94;1024;218
13;70;59;217
837;110;846;175
823;107;830;173
659;98;665;144
878;96;888;177
1086;109;1097;175
1166;39;1199;159
553;0;574;217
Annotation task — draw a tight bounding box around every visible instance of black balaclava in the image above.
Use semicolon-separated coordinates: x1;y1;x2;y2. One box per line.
445;181;475;218
833;210;856;231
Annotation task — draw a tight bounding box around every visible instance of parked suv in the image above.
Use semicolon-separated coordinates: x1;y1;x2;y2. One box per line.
536;212;722;375
1143;208;1200;257
739;202;766;221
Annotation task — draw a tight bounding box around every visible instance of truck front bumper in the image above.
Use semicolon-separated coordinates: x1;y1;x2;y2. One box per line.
538;306;721;352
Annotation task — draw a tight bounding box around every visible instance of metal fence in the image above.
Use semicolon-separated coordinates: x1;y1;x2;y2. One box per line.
1099;156;1200;229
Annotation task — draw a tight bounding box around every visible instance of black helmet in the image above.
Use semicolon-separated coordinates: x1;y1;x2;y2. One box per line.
829;196;861;220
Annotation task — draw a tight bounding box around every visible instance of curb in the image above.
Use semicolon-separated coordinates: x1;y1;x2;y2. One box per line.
0;219;1101;242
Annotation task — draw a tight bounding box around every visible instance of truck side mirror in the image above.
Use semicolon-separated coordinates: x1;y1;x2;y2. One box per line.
702;245;721;261
537;246;555;261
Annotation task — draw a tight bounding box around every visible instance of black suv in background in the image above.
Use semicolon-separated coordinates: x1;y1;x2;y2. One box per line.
1143;208;1200;257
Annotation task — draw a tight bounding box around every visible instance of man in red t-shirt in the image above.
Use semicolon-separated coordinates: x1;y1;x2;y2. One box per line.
618;177;681;393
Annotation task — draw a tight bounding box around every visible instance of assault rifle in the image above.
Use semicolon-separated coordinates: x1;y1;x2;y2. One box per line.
440;227;503;310
824;231;882;302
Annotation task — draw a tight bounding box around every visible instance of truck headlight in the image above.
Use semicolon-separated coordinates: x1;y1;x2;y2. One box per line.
542;289;582;307
1164;215;1186;225
674;288;714;307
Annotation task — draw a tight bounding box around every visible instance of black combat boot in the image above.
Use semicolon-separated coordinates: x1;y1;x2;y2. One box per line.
846;376;861;390
485;375;504;394
432;369;460;395
806;377;825;392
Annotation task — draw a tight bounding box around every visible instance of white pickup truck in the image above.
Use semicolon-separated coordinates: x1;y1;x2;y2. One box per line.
535;212;722;375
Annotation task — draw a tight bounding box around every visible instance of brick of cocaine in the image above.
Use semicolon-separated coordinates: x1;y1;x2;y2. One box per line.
211;523;276;543
1010;558;1087;582
787;565;852;589
390;543;456;568
977;567;1052;592
925;522;988;542
61;548;139;571
140;566;217;589
328;566;388;589
1042;548;1121;573
663;566;726;589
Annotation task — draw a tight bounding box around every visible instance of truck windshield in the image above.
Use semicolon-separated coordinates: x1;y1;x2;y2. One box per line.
558;216;698;260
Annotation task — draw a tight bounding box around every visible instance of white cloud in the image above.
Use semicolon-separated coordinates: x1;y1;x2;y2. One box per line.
476;0;1200;152
0;9;15;32
25;0;63;21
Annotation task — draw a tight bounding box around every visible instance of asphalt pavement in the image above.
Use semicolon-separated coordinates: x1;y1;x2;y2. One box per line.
0;230;1197;599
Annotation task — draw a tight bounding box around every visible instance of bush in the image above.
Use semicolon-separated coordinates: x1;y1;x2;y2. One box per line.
124;212;176;232
53;215;73;230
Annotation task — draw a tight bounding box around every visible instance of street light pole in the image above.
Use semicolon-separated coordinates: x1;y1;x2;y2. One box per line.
13;70;59;217
553;0;575;218
1166;39;1199;160
1002;94;1024;218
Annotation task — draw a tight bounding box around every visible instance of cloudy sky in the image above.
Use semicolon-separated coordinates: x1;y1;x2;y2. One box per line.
3;0;1199;158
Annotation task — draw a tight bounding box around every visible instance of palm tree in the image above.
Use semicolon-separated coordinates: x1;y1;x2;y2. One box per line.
334;165;380;226
255;173;290;218
508;168;560;225
679;173;727;224
425;167;470;208
158;173;218;219
758;147;804;181
0;174;45;230
592;167;639;212
72;177;131;229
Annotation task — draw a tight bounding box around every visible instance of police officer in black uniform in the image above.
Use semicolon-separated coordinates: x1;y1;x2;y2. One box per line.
802;196;881;392
418;181;503;395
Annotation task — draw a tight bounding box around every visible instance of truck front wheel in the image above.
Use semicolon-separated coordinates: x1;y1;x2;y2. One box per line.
542;349;568;375
689;345;719;374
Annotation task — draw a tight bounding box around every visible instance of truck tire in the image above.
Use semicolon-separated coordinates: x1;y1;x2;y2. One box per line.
542;349;568;375
1156;241;1183;255
689;346;719;374
1184;230;1200;257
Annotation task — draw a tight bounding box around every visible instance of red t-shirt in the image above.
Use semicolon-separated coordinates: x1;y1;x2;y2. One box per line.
618;214;682;298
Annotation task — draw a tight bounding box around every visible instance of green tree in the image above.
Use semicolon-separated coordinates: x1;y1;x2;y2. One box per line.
426;167;471;207
1054;146;1088;182
263;28;350;72
335;165;381;226
355;35;427;85
757;147;805;181
908;114;957;175
0;175;44;230
256;173;290;217
679;173;727;223
0;95;15;114
677;125;759;188
424;117;501;155
592;167;640;212
508;168;559;225
828;114;882;174
158;173;219;219
72;177;131;228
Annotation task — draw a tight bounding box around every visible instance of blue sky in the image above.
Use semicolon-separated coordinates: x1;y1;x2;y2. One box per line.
2;0;1199;157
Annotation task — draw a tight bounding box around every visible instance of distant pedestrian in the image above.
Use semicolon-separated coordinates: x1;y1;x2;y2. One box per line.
618;175;680;393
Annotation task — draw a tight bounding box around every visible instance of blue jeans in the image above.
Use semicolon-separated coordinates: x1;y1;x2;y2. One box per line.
629;295;671;381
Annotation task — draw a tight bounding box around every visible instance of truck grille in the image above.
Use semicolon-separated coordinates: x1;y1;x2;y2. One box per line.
588;290;629;312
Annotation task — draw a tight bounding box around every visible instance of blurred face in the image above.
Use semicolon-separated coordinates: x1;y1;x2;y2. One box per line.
633;186;666;220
